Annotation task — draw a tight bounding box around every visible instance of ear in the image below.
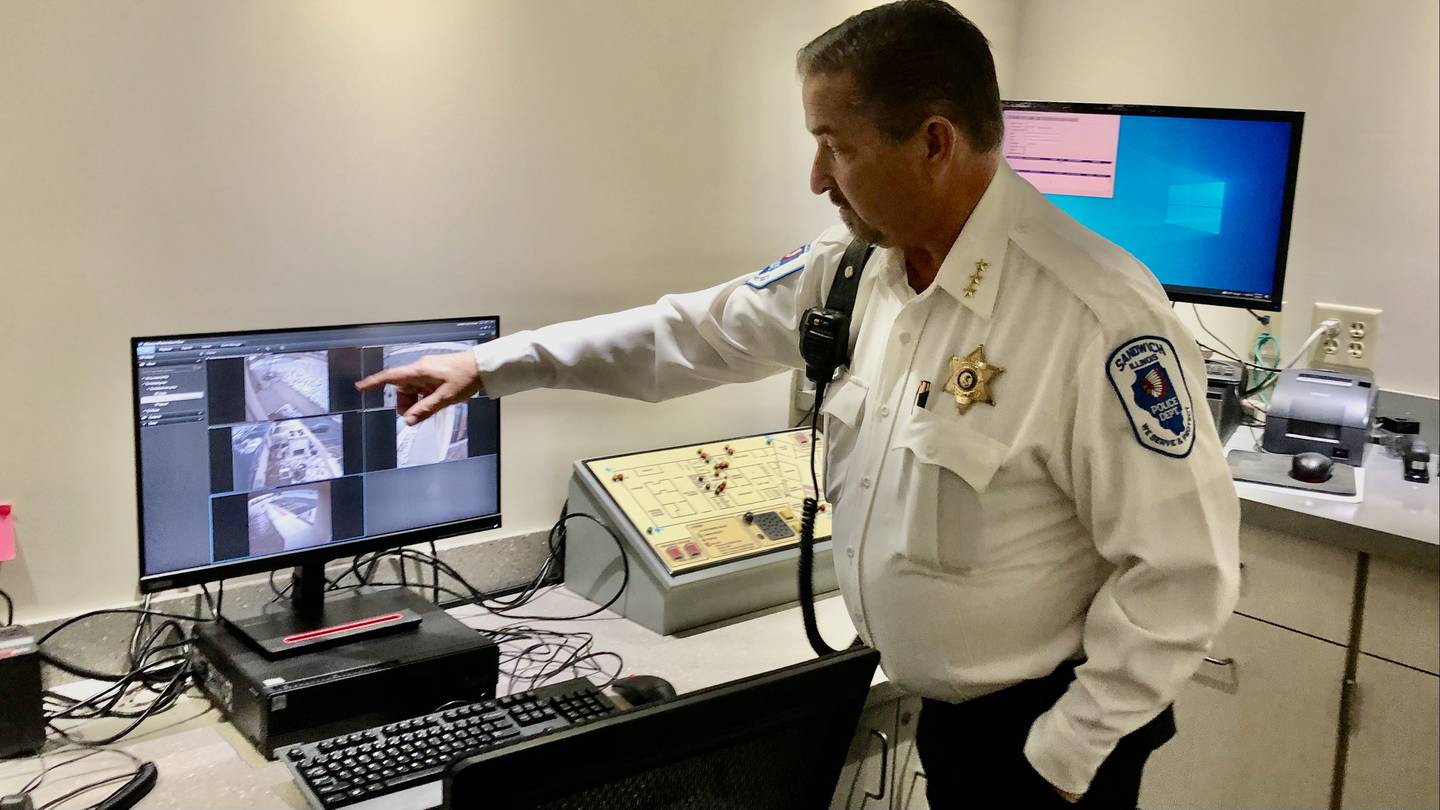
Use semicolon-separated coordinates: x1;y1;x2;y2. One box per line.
921;116;960;166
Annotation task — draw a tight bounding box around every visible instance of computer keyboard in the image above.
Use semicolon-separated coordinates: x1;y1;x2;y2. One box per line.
283;677;618;810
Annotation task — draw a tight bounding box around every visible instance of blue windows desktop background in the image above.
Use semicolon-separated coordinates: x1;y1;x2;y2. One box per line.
1037;115;1295;301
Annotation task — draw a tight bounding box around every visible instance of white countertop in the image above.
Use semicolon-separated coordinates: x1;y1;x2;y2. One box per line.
1227;428;1439;567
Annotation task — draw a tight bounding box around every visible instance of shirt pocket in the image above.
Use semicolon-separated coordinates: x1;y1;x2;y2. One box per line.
890;407;1009;572
819;373;868;506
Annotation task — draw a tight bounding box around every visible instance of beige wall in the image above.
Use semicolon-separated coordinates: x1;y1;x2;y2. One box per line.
0;1;1019;623
1010;0;1440;397
13;1;1430;626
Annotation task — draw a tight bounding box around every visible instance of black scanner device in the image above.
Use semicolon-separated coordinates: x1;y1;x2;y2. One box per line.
611;675;677;707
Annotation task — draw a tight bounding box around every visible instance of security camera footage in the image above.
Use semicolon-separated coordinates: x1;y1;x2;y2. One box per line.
134;319;500;580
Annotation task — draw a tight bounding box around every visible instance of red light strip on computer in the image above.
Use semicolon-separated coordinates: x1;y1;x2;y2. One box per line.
282;612;405;645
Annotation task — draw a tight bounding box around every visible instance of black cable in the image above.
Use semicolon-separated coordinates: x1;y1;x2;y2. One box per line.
37;607;216;648
1;587;12;626
1197;342;1283;375
485;512;627;621
47;653;190;747
1191;304;1245;363
798;381;840;657
429;541;441;606
34;771;141;810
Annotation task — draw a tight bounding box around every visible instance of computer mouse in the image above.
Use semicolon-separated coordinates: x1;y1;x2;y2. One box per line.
1290;452;1333;483
611;675;677;707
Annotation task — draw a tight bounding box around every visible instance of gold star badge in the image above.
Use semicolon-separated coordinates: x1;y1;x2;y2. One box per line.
944;345;1004;413
963;259;990;298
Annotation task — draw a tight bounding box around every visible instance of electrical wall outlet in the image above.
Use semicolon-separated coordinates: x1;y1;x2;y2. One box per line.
1310;303;1381;370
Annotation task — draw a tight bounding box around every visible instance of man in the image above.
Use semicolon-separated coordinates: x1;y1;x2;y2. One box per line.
357;2;1239;806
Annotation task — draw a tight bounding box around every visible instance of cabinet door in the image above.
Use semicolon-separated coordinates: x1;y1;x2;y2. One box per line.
1140;613;1347;809
892;696;928;810
1361;555;1440;674
833;699;899;810
1341;654;1440;809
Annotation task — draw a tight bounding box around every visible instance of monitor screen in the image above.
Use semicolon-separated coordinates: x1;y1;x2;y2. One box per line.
133;317;501;591
1003;101;1303;310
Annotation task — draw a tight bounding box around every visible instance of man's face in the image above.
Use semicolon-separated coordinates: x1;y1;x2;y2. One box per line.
803;71;929;248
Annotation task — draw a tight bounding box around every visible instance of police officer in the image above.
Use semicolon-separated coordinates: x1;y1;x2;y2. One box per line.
357;2;1239;806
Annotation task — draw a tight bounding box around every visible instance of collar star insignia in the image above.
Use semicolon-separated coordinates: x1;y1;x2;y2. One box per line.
944;344;1004;413
963;258;990;298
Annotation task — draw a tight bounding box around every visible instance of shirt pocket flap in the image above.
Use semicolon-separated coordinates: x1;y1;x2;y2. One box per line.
819;375;868;428
893;408;1008;493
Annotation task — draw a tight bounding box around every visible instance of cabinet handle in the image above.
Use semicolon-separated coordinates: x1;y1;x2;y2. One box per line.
865;729;890;801
1204;655;1235;667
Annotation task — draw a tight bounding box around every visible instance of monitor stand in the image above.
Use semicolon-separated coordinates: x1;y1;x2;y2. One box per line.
223;562;424;658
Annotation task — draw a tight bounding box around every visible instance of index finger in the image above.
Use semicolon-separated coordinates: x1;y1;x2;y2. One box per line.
355;365;416;392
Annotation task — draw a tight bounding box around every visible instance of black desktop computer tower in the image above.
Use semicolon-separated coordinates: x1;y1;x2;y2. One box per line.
192;589;499;759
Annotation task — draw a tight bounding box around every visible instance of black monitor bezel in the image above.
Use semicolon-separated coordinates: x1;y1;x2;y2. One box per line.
1003;100;1305;312
444;646;882;808
131;315;503;594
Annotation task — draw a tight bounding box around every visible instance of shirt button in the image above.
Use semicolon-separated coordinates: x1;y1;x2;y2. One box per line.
879;406;891;418
846;548;855;559
898;332;912;344
926;444;937;456
860;477;872;489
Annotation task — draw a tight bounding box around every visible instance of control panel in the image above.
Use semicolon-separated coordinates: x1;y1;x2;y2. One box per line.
582;430;831;575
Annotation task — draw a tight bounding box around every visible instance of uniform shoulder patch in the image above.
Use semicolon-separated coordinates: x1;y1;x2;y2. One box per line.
1105;335;1195;458
746;244;809;290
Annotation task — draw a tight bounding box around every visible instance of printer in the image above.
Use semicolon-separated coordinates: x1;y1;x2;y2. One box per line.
1262;368;1376;464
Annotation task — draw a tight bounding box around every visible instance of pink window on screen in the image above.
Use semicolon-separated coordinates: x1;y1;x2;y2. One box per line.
1003;111;1121;198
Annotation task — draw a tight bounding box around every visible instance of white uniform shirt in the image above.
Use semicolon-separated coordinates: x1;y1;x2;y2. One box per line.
473;162;1240;795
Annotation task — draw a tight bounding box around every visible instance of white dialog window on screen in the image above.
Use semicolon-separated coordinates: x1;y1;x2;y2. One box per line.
1003;111;1121;198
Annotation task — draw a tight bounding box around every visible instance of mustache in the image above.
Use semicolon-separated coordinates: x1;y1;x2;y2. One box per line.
829;192;849;209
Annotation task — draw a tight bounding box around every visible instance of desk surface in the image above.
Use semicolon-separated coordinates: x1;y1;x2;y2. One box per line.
0;590;872;810
1227;429;1439;569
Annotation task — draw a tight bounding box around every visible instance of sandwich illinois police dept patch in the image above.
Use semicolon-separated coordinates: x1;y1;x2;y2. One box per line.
745;244;809;290
1106;335;1195;458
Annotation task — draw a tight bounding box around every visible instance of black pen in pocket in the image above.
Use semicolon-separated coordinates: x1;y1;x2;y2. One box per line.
914;380;931;411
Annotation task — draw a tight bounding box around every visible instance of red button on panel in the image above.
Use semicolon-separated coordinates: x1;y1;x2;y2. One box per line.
666;546;683;560
684;543;701;557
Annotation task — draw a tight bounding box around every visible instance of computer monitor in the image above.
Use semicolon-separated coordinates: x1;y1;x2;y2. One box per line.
444;646;881;810
131;317;501;651
1002;101;1303;311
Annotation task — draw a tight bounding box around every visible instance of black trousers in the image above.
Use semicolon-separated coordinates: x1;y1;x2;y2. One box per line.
915;661;1176;810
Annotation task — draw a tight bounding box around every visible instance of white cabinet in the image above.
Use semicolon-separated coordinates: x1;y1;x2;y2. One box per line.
833;699;899;810
892;696;927;810
1341;654;1440;809
1360;555;1440;674
1139;612;1348;809
1235;523;1357;644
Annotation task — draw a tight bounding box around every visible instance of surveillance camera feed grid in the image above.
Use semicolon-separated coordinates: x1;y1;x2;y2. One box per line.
247;482;333;555
397;403;469;468
231;415;344;490
245;351;330;421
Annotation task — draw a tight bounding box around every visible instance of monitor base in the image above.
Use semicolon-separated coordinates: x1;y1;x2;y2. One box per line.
224;588;424;658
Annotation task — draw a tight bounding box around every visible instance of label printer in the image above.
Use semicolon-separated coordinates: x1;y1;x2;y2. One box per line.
1262;368;1376;464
